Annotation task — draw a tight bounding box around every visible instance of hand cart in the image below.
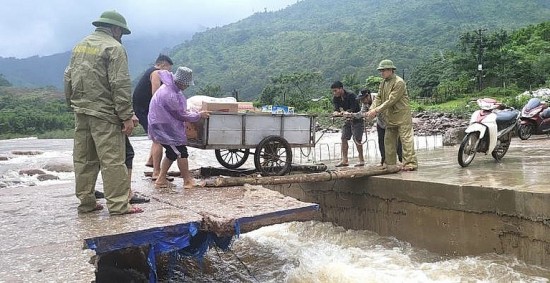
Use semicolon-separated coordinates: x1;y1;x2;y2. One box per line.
187;112;316;176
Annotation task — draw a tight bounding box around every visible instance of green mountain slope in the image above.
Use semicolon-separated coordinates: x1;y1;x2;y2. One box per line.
171;0;550;100
1;0;548;98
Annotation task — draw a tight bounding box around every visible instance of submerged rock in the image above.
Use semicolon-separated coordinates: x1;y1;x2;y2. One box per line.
11;150;44;156
43;162;74;173
19;169;46;176
37;174;60;181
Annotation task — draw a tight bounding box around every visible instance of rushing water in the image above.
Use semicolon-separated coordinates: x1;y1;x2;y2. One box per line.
0;136;549;282
172;221;550;282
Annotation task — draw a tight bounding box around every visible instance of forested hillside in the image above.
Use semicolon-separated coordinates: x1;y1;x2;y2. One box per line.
0;0;549;138
1;0;548;98
171;0;550;100
0;87;73;138
410;21;550;100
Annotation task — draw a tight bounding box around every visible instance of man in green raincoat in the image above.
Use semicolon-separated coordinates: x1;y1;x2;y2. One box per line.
64;10;142;215
365;60;418;171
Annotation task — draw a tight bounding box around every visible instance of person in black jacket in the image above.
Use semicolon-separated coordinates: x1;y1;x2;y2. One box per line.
331;81;365;167
132;54;173;180
357;88;402;166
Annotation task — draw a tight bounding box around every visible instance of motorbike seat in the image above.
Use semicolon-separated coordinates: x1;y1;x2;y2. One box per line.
496;109;519;132
496;110;519;122
525;98;541;112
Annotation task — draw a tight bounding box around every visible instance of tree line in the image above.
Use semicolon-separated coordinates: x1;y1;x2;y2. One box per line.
229;22;549;113
409;21;550;102
0;88;74;138
172;0;550;101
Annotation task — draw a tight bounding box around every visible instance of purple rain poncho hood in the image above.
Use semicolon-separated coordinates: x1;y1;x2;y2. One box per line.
147;70;201;145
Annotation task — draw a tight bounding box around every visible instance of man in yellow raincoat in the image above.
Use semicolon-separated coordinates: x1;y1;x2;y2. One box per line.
64;10;142;215
366;60;418;171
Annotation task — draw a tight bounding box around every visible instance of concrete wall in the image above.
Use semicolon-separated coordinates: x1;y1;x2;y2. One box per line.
268;176;550;267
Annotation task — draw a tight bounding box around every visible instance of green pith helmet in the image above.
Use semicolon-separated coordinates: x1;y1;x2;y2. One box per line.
92;10;131;35
377;59;397;70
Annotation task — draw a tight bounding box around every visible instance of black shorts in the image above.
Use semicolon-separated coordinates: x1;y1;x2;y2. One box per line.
161;144;189;161
125;136;134;169
135;109;149;133
341;120;364;142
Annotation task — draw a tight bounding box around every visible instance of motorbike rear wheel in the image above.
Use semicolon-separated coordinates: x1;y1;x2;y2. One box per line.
458;132;479;167
516;123;534;140
491;132;512;161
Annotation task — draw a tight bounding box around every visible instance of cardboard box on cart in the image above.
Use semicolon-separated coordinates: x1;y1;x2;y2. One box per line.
201;101;238;112
185;122;198;140
187;101;239;140
237;102;256;112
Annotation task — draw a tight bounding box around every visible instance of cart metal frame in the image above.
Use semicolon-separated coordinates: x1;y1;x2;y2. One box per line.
187;112;316;176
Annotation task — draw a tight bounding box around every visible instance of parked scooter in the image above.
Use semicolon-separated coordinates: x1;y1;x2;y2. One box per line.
458;98;520;167
516;97;550;140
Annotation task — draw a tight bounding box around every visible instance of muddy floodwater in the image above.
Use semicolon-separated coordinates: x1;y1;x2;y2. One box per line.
0;136;549;282
171;221;550;282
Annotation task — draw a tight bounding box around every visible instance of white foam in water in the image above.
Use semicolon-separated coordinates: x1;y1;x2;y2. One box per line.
238;221;549;282
0;141;74;188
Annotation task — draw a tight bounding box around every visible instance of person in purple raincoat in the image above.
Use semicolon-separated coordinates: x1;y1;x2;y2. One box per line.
148;67;209;189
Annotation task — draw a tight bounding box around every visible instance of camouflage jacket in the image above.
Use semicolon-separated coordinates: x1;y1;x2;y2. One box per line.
371;74;412;127
64;27;133;125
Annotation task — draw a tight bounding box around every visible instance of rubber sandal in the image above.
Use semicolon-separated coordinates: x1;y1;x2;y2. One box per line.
94;190;105;199
124;206;143;214
377;165;388;170
78;203;104;214
354;163;365;167
145;163;153;168
129;195;150;204
92;203;104;211
335;162;349;167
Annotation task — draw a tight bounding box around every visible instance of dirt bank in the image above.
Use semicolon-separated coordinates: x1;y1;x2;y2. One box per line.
412;112;468;136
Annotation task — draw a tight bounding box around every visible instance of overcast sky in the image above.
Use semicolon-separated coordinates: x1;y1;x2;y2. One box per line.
0;0;297;59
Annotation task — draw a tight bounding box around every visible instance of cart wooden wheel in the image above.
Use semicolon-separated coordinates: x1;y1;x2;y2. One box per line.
215;149;250;169
254;135;293;176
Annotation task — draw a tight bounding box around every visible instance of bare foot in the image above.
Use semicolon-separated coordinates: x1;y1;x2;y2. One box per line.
183;179;205;189
155;181;174;189
111;206;144;215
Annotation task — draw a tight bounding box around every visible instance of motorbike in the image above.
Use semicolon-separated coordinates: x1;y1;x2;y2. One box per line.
458;98;520;167
516;97;550;140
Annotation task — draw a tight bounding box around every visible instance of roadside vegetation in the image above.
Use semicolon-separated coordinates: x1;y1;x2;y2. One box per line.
254;22;549;120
